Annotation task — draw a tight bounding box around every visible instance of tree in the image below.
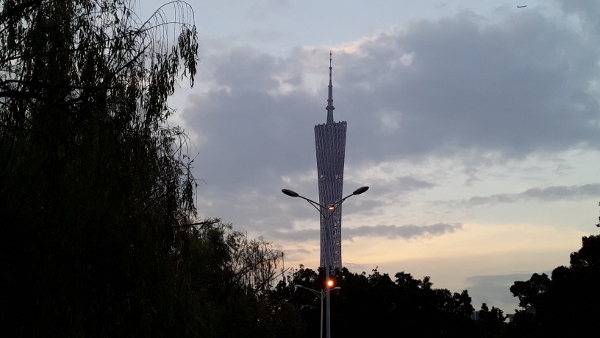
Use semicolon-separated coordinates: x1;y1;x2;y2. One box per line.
274;267;481;337
510;273;550;309
179;219;296;338
0;0;199;335
509;235;600;337
477;303;506;337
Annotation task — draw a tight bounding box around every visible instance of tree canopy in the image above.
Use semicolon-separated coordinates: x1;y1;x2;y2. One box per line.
1;0;198;334
270;266;489;337
508;234;600;337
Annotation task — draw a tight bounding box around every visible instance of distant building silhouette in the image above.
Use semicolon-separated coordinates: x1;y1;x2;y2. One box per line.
315;52;346;269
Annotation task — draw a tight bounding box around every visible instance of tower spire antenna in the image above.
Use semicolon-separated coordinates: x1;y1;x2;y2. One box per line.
326;51;335;124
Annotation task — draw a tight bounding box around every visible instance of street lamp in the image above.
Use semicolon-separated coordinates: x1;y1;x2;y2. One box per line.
294;284;341;338
281;186;369;218
282;185;368;338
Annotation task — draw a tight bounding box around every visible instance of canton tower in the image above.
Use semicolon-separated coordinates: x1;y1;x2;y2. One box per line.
315;52;346;270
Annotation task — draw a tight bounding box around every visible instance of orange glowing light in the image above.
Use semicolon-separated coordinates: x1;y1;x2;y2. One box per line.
327;280;334;288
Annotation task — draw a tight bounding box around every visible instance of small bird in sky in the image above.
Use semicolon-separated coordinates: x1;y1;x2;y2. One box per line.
517;5;527;8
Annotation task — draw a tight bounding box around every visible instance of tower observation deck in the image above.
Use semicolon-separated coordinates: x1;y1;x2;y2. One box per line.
314;52;346;270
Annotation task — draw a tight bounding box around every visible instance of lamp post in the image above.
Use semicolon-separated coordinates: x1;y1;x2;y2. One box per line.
294;284;341;338
283;186;368;338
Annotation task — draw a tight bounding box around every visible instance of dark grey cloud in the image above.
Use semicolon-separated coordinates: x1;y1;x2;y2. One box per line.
445;183;600;208
344;223;463;240
339;11;600;163
555;0;600;37
369;175;436;192
269;222;462;242
339;176;436;217
185;47;326;195
272;228;319;242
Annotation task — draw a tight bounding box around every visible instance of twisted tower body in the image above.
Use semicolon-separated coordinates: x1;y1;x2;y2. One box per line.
315;53;346;270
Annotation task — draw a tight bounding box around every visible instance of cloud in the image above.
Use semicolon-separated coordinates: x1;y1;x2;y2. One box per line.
338;12;600;163
272;228;320;242
271;222;462;242
344;223;463;240
555;0;600;36
446;183;600;207
184;7;600;205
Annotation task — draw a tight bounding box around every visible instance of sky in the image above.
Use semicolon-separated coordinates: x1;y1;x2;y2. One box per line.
142;0;600;313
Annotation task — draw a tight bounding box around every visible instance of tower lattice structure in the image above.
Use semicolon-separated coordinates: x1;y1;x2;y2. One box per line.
315;52;346;270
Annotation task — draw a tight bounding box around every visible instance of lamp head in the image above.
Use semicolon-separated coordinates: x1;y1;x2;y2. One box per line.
282;189;299;197
352;186;369;195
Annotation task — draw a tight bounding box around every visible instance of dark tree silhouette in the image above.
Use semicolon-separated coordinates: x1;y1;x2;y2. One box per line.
508;234;600;337
0;0;199;335
477;303;506;337
273;266;483;337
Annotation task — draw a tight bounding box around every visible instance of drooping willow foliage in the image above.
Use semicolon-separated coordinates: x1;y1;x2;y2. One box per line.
0;0;199;334
0;1;294;337
0;0;199;225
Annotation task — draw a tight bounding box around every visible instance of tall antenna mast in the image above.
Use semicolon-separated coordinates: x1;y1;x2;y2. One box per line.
326;51;335;124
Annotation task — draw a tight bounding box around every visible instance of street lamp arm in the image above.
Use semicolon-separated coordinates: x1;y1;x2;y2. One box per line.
294;285;323;298
328;194;352;210
282;189;329;218
328;186;369;210
282;186;369;218
299;195;329;217
294;285;341;294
